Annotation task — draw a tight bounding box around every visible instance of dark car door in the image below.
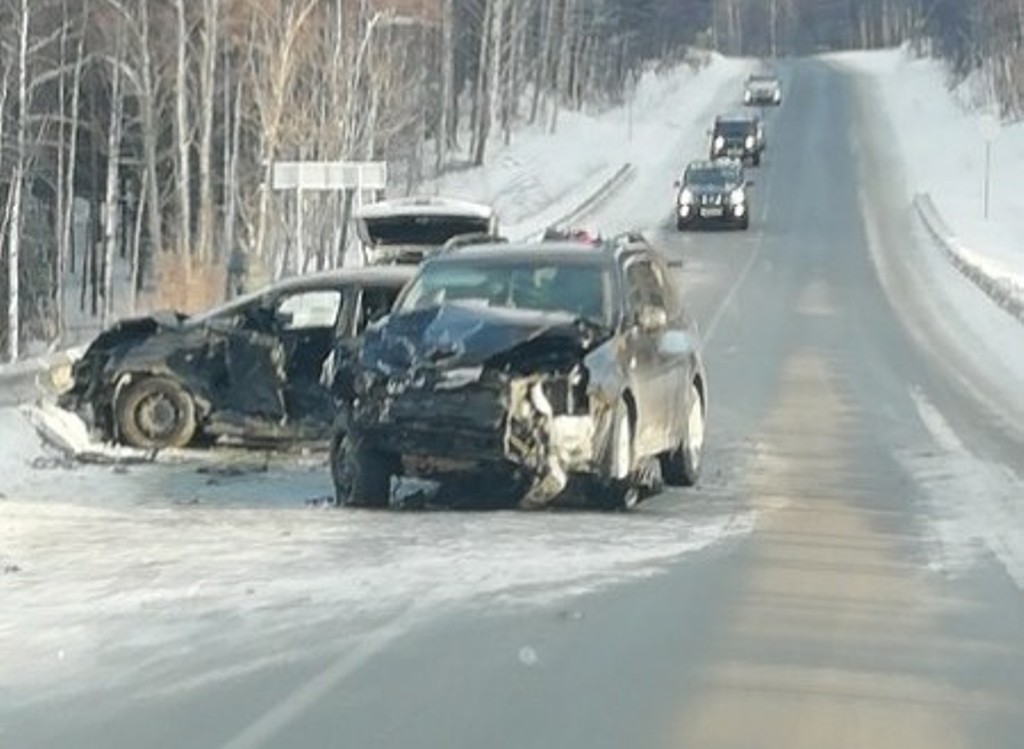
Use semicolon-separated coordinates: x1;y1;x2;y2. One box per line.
622;255;675;455
329;282;405;405
272;288;346;422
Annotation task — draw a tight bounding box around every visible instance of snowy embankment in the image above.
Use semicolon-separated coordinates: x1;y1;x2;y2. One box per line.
831;48;1024;317
423;52;749;238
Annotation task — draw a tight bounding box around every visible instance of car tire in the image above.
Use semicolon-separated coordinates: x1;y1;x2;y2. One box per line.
676;218;687;232
739;216;750;231
332;431;397;508
592;400;640;511
115;375;197;449
660;382;704;487
752;153;762;167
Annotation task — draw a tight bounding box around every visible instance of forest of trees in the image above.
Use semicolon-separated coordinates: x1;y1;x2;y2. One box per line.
1;0;1023;362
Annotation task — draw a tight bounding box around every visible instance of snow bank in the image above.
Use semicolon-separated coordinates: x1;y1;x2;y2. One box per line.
422;53;750;238
830;48;1024;311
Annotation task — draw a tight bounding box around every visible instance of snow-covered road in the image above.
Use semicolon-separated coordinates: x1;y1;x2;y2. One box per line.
4;54;1024;749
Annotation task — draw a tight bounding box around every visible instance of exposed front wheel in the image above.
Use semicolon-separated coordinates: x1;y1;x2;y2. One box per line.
332;432;397;508
592;401;639;511
661;383;705;487
115;376;197;449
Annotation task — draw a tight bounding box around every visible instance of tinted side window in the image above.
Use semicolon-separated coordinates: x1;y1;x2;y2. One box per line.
356;285;402;332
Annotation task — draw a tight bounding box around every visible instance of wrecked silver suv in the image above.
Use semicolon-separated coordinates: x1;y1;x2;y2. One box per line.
332;237;707;510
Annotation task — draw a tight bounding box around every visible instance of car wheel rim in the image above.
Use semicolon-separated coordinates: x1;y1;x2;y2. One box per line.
137;392;180;440
686;389;705;471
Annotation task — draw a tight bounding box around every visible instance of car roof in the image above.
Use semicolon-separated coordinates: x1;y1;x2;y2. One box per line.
354;195;495;220
716;112;758;123
259;265;417;296
429;239;631;266
687;159;740;171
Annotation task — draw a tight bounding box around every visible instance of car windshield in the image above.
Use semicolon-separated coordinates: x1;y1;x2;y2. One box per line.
716;121;753;137
686;166;738;187
398;259;614;326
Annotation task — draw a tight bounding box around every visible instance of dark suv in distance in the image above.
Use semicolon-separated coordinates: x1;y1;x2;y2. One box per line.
709;114;764;166
675;159;752;231
332;236;708;511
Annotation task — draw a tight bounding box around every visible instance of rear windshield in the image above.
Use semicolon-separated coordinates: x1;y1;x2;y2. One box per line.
363;215;491;247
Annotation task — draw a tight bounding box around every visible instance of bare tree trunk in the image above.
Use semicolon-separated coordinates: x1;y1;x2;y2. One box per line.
174;0;192;256
470;0;493;165
197;0;219;263
6;0;30;361
102;29;125;327
550;0;575;133
530;0;558;125
139;0;163;262
130;180;146;313
55;0;70;342
436;0;455;172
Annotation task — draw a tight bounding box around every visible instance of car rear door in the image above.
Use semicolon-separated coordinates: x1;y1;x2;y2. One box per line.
622;255;675;455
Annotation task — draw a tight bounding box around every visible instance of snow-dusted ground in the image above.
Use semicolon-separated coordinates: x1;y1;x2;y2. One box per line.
847;48;1024;592
830;47;1024;304
0;54;756;707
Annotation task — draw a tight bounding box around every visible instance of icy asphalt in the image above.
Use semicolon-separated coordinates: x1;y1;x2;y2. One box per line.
3;59;1024;749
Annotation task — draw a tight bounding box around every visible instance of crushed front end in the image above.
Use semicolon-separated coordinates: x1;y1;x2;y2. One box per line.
348;305;619;507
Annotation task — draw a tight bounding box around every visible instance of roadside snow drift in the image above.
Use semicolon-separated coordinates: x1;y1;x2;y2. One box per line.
831;48;1024;308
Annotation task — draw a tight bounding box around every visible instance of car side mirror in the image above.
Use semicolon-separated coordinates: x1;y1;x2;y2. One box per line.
636;305;668;332
746;179;755;187
673;179;681;189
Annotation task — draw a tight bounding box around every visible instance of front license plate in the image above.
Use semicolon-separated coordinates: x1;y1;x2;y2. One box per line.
700;207;724;217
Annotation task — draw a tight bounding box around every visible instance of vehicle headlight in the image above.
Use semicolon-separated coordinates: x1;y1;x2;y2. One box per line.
773;89;781;100
730;188;745;204
713;136;724;151
679;188;694;205
745;135;755;149
744;91;752;102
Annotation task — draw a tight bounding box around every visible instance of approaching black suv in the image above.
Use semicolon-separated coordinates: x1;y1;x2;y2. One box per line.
332;236;707;511
709;114;764;166
674;159;752;231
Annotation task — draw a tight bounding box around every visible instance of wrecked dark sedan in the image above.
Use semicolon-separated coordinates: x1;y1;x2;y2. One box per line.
60;266;415;449
332;238;707;510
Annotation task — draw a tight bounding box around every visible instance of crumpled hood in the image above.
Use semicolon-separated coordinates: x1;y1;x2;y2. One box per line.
361;304;608;374
82;311;187;359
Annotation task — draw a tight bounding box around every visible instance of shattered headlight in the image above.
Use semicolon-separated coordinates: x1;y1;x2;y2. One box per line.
540;366;589;415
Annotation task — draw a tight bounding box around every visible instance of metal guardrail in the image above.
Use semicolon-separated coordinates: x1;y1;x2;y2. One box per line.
912;192;1024;325
519;163;636;242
